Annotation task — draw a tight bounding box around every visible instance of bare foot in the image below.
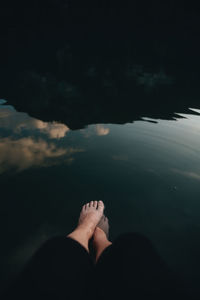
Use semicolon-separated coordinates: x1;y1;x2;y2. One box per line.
67;200;104;251
93;216;112;262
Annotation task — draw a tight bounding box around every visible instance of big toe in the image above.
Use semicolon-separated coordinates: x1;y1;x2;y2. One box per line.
97;200;104;213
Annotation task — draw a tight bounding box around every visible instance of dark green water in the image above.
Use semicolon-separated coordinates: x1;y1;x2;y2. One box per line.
1;99;200;290
1;3;200;294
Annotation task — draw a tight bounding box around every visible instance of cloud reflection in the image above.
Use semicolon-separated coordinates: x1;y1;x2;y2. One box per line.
0;137;83;174
95;125;110;136
31;120;70;139
0;103;83;173
0;105;70;139
81;124;110;137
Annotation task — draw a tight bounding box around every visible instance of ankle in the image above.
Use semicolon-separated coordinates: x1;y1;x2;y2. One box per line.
93;227;108;241
93;238;112;262
75;224;94;239
67;228;91;252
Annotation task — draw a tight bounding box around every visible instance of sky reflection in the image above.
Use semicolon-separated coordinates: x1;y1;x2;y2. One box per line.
1;100;200;178
0;102;83;173
0;102;70;138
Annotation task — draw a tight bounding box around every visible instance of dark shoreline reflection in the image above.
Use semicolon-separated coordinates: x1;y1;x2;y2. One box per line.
2;63;200;131
1;3;200;129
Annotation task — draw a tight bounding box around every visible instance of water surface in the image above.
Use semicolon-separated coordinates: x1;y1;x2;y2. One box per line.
1;100;200;290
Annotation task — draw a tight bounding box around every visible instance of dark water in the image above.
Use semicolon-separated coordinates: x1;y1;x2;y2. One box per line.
1;98;200;292
1;1;200;296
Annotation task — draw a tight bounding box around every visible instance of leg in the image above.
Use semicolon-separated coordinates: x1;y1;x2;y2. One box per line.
4;200;105;300
4;237;94;300
95;233;185;300
92;215;112;262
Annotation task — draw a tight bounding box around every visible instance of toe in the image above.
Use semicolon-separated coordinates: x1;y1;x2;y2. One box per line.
98;200;104;212
85;203;90;209
94;200;98;208
89;201;93;207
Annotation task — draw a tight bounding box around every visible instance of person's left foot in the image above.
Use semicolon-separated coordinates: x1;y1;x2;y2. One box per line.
93;216;112;262
97;215;109;238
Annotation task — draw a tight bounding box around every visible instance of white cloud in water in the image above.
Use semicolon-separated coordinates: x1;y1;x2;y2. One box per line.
0;103;84;174
31;120;70;138
0;105;70;139
0;137;83;174
81;124;110;137
95;125;110;136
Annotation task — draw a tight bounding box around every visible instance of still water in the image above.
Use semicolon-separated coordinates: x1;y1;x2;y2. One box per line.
1;99;200;290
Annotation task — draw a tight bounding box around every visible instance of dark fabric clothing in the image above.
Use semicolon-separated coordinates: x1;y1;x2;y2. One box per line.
3;237;94;300
95;233;186;300
3;233;188;300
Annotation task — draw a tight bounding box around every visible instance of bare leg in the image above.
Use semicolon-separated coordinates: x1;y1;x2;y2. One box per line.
93;216;112;262
67;200;104;252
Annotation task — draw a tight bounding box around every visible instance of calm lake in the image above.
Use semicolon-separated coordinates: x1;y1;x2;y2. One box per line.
1;2;200;295
1;98;200;292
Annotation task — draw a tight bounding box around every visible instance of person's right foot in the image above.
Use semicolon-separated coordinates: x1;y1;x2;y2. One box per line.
93;216;112;262
78;200;104;239
67;200;104;251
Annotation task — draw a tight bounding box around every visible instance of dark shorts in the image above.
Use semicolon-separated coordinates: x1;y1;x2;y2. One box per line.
3;233;187;300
